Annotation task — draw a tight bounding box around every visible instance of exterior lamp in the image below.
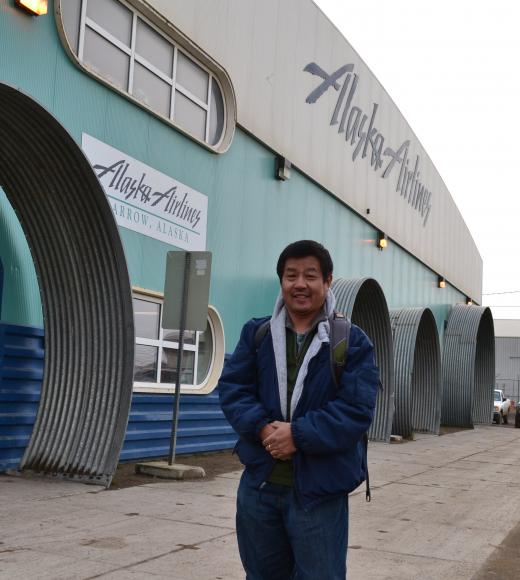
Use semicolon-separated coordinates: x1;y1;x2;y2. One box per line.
15;0;48;15
466;297;473;305
438;276;446;289
275;156;291;181
376;231;387;250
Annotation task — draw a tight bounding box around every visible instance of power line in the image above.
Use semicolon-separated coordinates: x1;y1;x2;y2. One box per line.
483;290;520;295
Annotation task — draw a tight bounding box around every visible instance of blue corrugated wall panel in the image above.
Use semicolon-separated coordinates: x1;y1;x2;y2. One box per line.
0;323;44;473
120;389;237;461
0;322;236;471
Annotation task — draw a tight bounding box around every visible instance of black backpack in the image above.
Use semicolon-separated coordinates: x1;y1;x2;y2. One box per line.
254;312;372;502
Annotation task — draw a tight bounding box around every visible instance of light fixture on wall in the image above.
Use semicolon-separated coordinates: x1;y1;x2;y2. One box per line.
438;276;446;289
376;231;387;250
15;0;48;15
466;297;473;305
275;156;291;181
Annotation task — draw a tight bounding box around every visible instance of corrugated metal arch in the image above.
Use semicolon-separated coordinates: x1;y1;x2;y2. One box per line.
441;305;495;427
0;83;134;486
332;277;394;442
390;308;441;438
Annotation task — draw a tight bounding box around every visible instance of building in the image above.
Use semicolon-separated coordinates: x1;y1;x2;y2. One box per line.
0;0;494;484
494;319;520;403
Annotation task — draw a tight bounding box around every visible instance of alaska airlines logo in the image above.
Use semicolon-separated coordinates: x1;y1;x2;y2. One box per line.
304;63;432;226
92;159;202;229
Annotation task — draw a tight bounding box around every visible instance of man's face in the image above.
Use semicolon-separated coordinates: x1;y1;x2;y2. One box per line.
281;256;331;320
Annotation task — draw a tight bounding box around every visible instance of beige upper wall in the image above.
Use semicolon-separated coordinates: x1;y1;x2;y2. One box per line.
494;320;520;338
147;0;482;300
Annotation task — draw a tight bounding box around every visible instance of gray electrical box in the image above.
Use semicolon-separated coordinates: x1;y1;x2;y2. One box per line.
162;251;212;331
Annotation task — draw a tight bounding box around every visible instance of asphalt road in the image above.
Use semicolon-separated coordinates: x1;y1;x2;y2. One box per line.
473;413;520;579
1;424;520;579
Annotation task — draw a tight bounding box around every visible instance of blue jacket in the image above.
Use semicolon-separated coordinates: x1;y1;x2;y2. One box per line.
218;316;379;508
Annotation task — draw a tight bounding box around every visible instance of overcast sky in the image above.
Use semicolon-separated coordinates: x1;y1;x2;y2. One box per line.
313;0;520;319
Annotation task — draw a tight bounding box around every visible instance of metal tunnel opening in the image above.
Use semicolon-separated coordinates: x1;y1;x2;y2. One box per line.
0;83;134;486
473;309;495;423
332;278;394;442
441;305;495;427
390;308;441;438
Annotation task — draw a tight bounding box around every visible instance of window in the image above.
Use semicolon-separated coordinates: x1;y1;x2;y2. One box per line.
132;292;224;394
58;0;232;150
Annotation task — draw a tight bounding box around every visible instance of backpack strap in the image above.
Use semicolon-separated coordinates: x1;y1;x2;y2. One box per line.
330;312;371;502
329;311;351;388
254;319;271;350
363;432;371;502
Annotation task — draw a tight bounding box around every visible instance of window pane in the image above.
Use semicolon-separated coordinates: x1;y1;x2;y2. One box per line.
176;51;208;102
162;328;196;344
87;0;132;47
61;0;82;54
209;78;225;146
133;63;171;117
134;345;158;382
136;19;173;77
133;298;160;339
196;320;214;384
161;348;194;384
84;27;130;90
174;90;206;141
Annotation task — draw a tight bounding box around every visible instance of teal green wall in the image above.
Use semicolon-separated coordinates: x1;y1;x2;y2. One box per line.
0;2;465;347
0;189;42;326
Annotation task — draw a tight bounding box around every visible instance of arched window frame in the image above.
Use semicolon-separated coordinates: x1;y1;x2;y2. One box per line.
54;0;236;153
132;288;225;395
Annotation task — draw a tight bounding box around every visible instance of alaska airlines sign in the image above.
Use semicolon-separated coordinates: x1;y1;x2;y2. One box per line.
304;63;432;226
82;134;207;250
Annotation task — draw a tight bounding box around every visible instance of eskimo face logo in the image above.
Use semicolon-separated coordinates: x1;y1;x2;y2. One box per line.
304;63;433;226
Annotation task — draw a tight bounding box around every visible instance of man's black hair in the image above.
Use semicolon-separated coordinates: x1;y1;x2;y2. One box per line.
276;240;333;282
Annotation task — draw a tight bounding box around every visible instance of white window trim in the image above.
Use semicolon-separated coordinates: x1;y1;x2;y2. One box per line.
55;0;236;153
132;288;225;395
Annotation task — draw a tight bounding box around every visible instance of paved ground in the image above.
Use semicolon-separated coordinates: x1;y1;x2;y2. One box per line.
1;424;520;579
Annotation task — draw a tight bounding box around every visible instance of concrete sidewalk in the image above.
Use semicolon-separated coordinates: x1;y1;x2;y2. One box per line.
1;425;520;579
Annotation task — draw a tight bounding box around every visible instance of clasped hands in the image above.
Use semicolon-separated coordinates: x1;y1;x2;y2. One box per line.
260;421;297;461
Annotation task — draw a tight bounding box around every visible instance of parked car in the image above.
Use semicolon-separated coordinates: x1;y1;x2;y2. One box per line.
494;389;511;424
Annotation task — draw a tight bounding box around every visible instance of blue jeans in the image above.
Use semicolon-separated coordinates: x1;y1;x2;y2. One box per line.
236;475;349;580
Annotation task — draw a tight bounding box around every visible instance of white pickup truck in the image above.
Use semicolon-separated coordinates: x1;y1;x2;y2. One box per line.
494;389;511;424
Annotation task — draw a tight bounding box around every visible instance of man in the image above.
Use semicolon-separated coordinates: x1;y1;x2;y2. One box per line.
219;240;379;579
